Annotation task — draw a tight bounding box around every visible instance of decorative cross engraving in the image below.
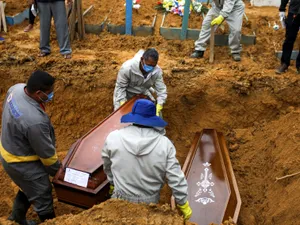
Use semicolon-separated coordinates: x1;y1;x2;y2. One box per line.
194;162;215;205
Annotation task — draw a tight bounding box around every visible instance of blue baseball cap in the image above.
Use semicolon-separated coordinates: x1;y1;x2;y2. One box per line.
121;99;167;127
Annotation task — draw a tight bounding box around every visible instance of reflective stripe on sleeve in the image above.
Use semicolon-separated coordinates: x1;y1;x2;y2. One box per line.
39;154;58;166
0;142;39;163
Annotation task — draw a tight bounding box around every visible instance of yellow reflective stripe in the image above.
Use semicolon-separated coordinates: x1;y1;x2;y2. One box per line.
40;154;58;166
0;142;39;163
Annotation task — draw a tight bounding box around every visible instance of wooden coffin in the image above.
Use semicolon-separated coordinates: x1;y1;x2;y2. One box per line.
171;129;241;224
53;95;147;208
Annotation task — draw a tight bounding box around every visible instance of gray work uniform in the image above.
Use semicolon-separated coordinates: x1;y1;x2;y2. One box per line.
195;0;245;54
37;0;72;55
0;84;60;215
113;50;167;110
102;125;188;205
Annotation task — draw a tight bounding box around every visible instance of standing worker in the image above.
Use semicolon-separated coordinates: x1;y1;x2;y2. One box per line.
275;0;300;74
113;48;167;116
102;99;192;220
190;0;245;61
35;0;72;59
0;71;60;224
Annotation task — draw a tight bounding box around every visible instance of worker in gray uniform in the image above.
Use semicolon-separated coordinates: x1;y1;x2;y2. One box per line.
33;0;72;59
102;99;192;220
0;70;60;224
113;48;167;116
190;0;245;61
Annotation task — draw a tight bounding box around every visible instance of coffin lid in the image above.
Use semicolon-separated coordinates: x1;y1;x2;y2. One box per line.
65;95;147;174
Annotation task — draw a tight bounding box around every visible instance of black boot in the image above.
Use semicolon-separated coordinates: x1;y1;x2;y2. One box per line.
190;50;204;58
8;190;36;225
275;63;288;74
38;211;55;222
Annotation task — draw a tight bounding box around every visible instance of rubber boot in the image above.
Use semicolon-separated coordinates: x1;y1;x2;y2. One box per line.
190;50;204;58
38;211;55;222
7;190;36;225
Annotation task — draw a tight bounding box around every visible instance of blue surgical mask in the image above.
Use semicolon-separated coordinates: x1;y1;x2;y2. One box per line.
40;91;54;103
143;63;155;73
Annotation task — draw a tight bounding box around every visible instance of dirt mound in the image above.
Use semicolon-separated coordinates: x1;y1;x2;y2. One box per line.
228;109;300;225
41;199;195;225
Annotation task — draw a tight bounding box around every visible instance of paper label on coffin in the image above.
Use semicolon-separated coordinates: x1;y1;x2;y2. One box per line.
64;168;89;188
52;95;149;208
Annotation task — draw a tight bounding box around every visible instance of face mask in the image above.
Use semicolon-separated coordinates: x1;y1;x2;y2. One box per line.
143;61;155;73
40;91;54;103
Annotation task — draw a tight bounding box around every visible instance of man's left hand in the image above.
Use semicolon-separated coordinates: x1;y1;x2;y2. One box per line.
156;104;163;116
211;15;224;26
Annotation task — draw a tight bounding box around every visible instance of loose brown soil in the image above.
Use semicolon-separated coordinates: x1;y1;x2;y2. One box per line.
3;0;28;16
0;2;300;225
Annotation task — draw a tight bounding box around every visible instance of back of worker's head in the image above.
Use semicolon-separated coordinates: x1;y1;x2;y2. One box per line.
27;70;55;94
143;48;159;62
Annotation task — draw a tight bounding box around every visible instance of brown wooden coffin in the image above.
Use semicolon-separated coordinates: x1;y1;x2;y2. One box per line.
171;129;241;224
52;95;147;208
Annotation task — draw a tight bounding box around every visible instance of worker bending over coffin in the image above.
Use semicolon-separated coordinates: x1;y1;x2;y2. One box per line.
113;48;167;116
0;71;60;224
191;0;245;61
102;99;192;220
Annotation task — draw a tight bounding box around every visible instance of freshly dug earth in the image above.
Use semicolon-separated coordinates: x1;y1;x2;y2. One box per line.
0;3;300;225
3;0;28;16
106;0;158;26
42;199;196;225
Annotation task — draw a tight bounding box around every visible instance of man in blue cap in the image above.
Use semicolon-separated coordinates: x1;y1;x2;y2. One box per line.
102;99;192;220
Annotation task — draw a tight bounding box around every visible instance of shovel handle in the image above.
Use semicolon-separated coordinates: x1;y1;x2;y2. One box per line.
209;25;215;64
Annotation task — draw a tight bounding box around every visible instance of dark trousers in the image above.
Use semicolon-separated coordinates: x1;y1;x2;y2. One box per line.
281;13;300;68
29;7;36;25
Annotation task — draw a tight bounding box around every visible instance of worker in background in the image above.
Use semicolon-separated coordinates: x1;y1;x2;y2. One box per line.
24;3;36;32
34;0;72;59
190;0;245;61
0;70;60;224
113;48;167;116
275;0;300;74
102;99;192;220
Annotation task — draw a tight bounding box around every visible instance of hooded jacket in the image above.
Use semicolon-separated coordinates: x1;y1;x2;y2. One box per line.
113;50;167;110
279;0;300;14
213;0;244;18
102;125;188;205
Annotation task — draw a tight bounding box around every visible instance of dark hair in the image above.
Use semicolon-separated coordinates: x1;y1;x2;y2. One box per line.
143;48;159;62
27;70;55;94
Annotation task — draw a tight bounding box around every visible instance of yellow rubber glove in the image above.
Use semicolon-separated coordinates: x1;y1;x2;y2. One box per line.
177;201;192;220
156;104;163;116
109;184;114;195
120;100;126;106
211;15;224;26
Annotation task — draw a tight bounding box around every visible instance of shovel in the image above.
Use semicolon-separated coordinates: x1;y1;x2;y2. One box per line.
67;2;73;18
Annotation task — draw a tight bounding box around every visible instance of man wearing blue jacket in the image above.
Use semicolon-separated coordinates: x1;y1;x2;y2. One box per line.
0;70;60;224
